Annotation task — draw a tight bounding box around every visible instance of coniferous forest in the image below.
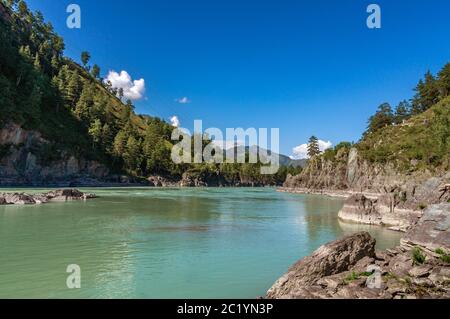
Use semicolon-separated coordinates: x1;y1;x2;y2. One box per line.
0;0;300;185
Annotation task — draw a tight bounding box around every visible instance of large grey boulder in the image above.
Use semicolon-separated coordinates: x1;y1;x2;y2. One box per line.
401;203;450;252
266;232;376;299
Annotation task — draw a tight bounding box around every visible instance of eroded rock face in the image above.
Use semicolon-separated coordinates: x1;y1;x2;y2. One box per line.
0;123;109;186
284;148;449;232
401;203;450;252
266;232;376;299
338;194;423;231
338;194;382;225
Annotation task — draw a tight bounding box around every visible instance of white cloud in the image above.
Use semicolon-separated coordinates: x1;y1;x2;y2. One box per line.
291;139;333;160
175;97;191;104
105;70;145;100
170;116;180;127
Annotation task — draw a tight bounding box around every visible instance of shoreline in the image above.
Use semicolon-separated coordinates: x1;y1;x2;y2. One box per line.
277;187;382;200
277;187;427;233
266;203;450;299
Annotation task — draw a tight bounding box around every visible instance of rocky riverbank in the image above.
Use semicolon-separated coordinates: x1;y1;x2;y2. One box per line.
266;203;450;299
281;147;450;232
0;189;97;205
0;123;280;188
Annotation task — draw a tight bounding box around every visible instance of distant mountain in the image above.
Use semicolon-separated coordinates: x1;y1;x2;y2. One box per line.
226;145;308;168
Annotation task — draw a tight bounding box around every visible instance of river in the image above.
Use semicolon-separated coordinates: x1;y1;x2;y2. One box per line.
0;187;402;298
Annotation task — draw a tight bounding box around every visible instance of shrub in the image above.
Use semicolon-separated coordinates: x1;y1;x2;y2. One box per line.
412;247;426;265
343;272;360;284
343;271;373;285
436;249;450;263
440;254;450;264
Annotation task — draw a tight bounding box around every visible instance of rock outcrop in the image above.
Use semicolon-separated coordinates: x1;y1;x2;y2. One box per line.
401;203;450;253
0;189;97;205
283;147;450;231
147;175;179;187
0;123;110;186
338;194;423;232
266;232;376;299
266;204;450;299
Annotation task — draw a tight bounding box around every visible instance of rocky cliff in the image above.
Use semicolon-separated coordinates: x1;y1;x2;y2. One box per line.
0;123;111;186
283;147;450;231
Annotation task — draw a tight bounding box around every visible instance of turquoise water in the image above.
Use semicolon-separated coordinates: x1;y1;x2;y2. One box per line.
0;188;402;298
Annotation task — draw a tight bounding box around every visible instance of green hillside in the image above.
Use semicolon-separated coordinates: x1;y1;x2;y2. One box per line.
358;96;450;171
0;0;298;185
318;63;450;173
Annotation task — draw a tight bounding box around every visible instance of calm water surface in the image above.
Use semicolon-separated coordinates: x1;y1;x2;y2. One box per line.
0;188;402;298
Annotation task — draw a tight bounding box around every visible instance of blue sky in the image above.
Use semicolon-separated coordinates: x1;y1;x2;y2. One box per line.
27;0;450;157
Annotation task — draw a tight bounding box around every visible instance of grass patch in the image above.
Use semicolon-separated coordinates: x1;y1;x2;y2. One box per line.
343;271;373;285
412;247;426;265
435;248;450;263
440;254;450;263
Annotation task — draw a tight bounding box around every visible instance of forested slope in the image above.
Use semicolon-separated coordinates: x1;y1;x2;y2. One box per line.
0;0;298;186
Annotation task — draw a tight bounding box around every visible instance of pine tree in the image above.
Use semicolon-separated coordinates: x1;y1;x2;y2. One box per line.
33;53;41;70
124;136;142;174
50;55;59;73
113;130;128;156
307;136;320;158
81;51;90;69
394;100;411;124
18;0;29;18
438;63;450;98
19;45;32;61
101;123;113;152
366;103;394;135
91;64;100;79
74;81;94;122
88;119;103;148
66;70;82;107
412;71;440;114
